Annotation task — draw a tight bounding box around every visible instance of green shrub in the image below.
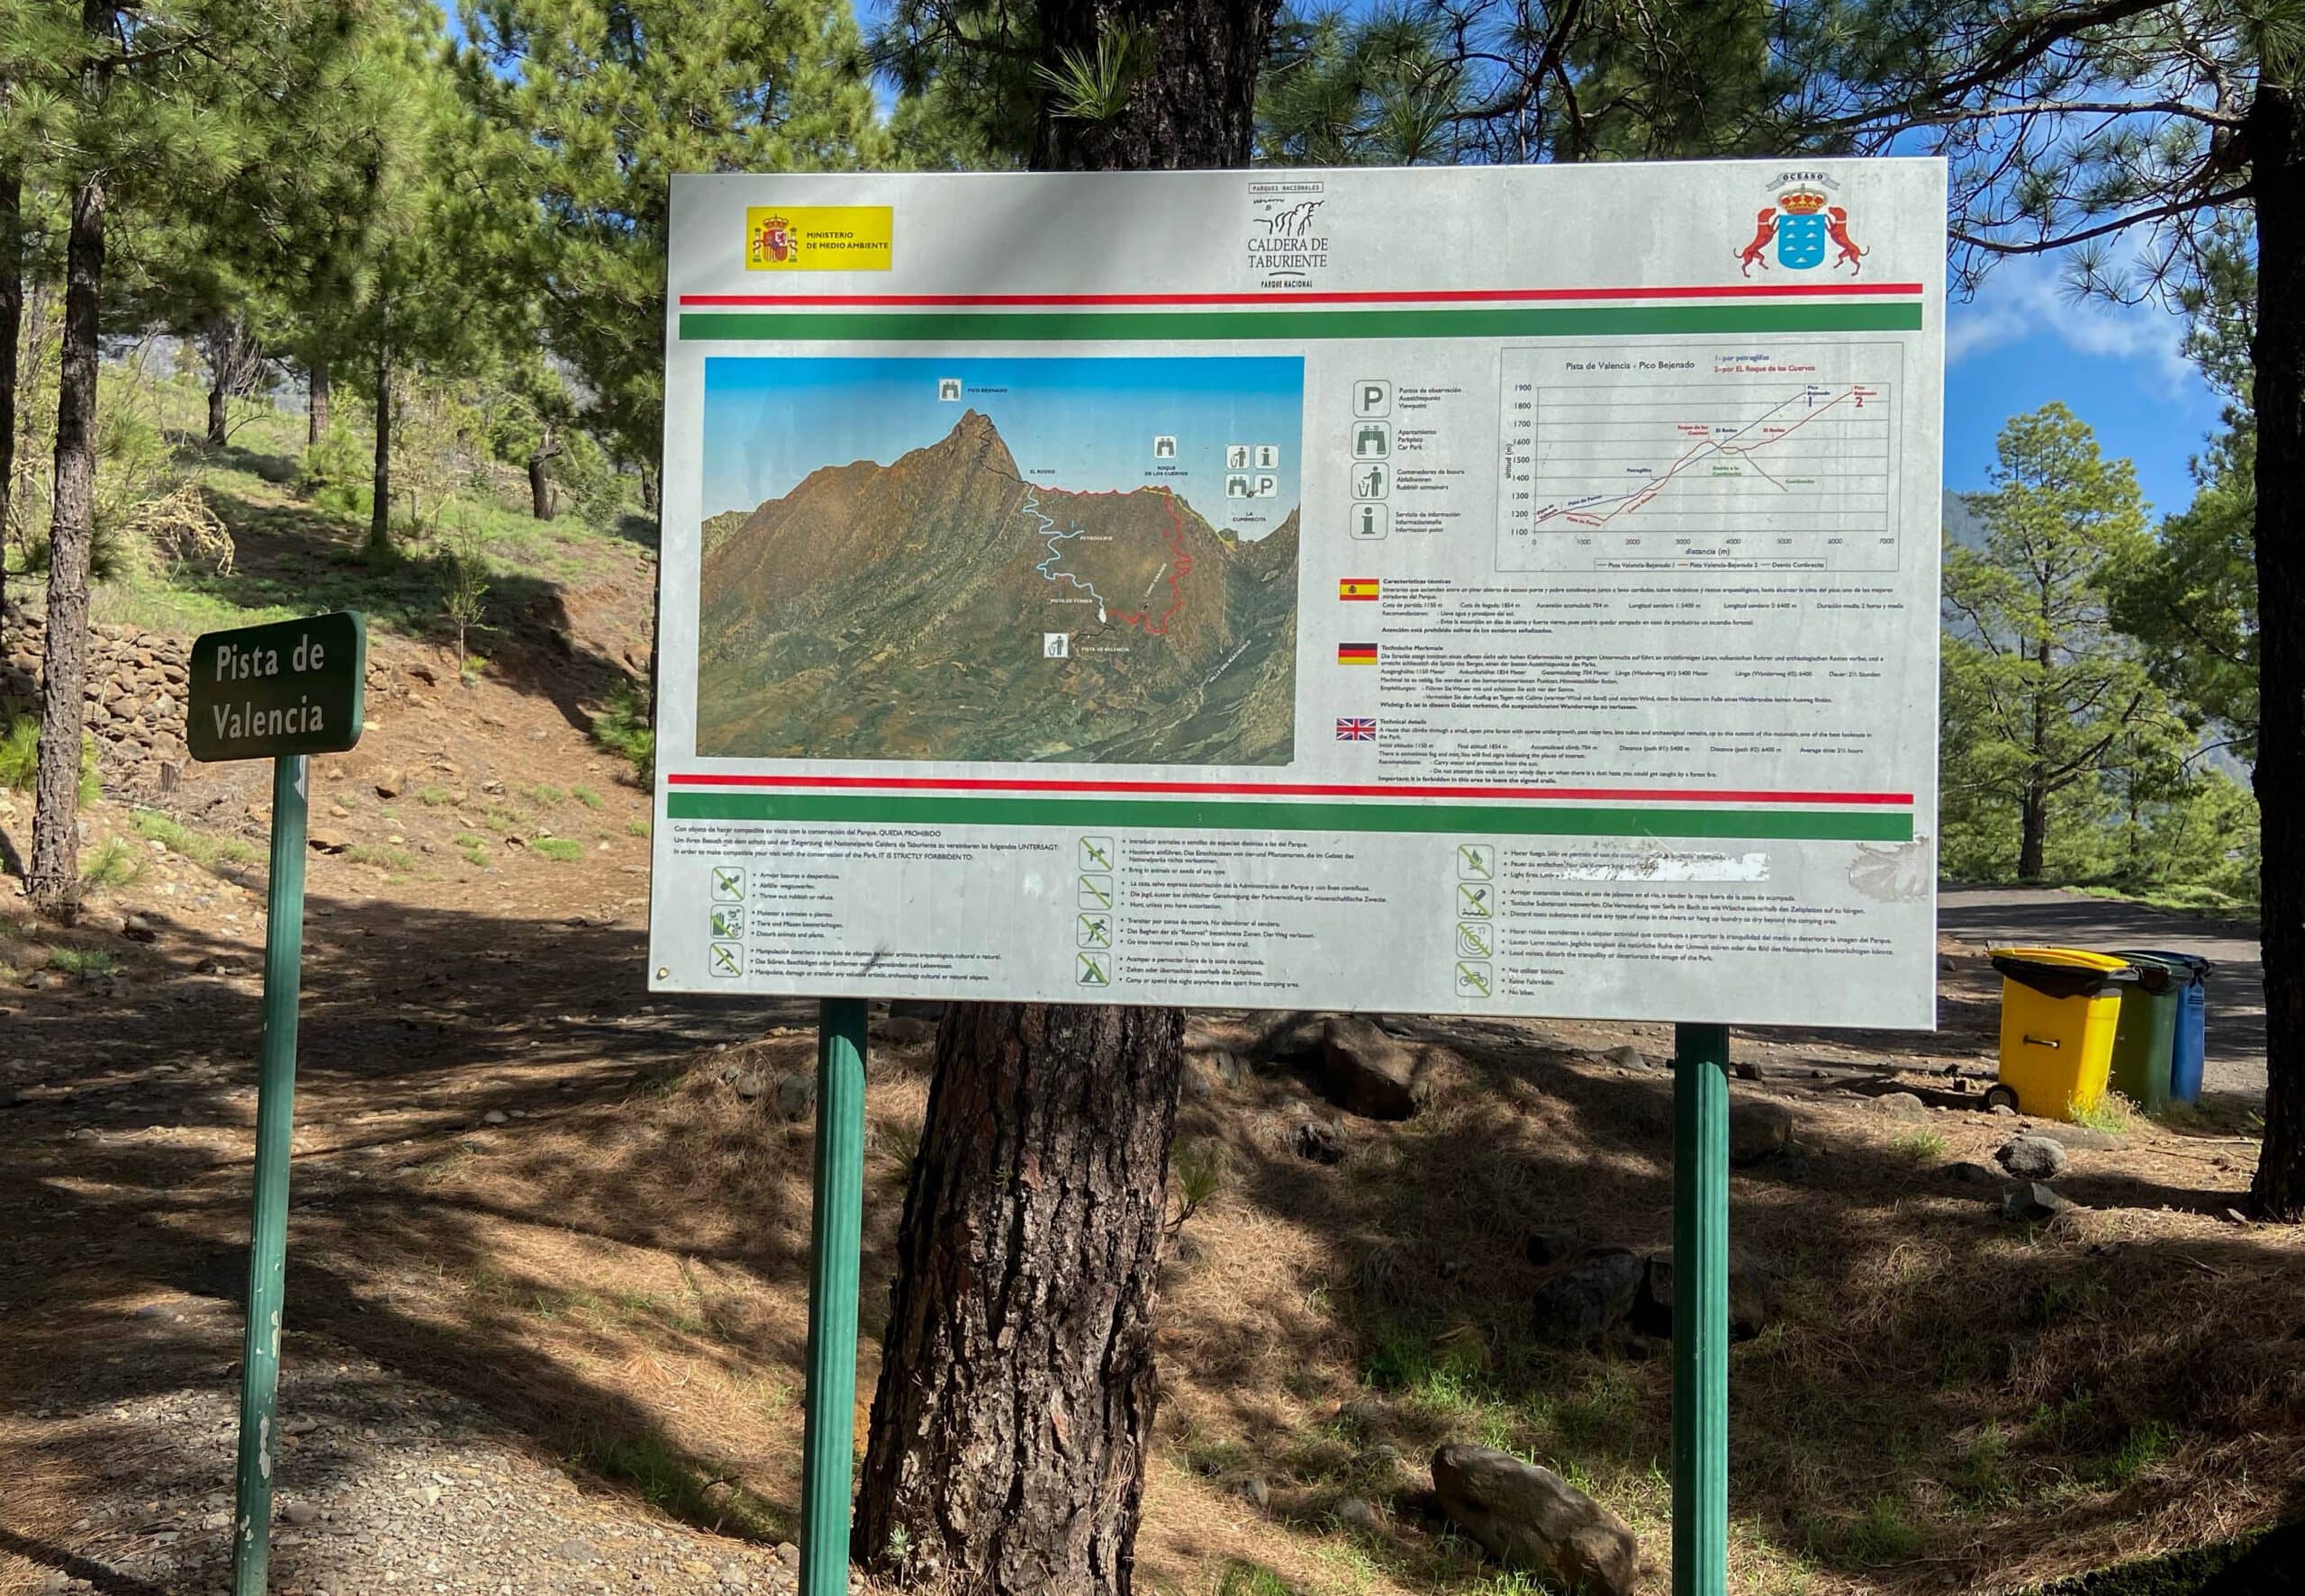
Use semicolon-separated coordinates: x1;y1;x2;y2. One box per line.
533;836;583;862
79;836;144;890
525;781;566;807
591;678;655;782
345;843;417;873
570;783;603;810
132;808;258;869
299;424;370;517
1892;1129;1948;1163
0;717;102;805
48;945;118;978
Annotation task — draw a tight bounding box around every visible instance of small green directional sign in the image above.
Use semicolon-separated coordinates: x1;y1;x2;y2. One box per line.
188;612;366;763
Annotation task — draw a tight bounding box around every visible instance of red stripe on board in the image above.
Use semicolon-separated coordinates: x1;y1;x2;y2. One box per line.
678;283;1928;308
665;772;1912;807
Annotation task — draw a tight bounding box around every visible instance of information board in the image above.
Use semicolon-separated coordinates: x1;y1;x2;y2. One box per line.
650;162;1945;1027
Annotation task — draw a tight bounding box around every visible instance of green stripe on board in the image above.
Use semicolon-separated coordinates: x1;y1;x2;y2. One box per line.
665;790;1912;843
679;302;1923;343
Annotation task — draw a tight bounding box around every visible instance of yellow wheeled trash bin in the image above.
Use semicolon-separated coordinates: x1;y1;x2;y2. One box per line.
1985;949;2136;1121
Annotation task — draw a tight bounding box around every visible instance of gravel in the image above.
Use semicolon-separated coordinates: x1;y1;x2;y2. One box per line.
8;1343;804;1595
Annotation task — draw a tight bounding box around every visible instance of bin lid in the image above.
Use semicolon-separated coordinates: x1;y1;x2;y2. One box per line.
2112;948;2211;982
1991;946;2134;999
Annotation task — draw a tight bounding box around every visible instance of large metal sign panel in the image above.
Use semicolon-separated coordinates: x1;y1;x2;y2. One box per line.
650;162;1945;1026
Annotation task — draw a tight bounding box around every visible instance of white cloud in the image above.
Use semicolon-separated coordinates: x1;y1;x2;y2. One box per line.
1945;255;2198;394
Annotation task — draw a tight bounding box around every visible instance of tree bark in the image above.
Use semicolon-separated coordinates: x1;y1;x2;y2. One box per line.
1032;0;1276;169
856;6;1280;1591
26;159;106;912
2250;85;2305;1220
367;341;392;555
307;358;330;446
854;1005;1183;1592
206;377;229;447
0;153;20;639
2018;784;2046;881
528;423;559;520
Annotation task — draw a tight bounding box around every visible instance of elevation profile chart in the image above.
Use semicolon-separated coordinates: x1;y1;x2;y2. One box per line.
1496;341;1904;572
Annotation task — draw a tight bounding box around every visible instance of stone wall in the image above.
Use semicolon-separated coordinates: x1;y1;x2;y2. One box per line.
1;602;191;792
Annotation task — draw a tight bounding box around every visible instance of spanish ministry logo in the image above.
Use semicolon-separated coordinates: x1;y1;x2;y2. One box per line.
1735;172;1866;276
744;206;895;272
752;212;798;265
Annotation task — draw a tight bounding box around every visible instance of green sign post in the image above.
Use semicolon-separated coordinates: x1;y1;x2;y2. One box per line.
187;612;366;1596
1672;1023;1731;1596
799;999;869;1596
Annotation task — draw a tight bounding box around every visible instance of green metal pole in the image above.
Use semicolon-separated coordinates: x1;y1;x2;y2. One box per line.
1672;1022;1731;1596
800;997;869;1596
232;754;309;1596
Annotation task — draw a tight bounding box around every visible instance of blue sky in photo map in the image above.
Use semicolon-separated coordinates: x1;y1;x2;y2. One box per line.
443;3;2221;520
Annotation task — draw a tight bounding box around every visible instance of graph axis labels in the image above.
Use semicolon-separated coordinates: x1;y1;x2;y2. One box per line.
1496;342;1905;573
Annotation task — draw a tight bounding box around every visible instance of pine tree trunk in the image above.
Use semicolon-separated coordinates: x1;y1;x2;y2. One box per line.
26;163;106;913
2249;86;2305;1220
307;359;330;446
206;379;229;447
2018;786;2047;882
528;424;558;520
368;343;392;555
856;6;1280;1590
0;155;20;639
1031;0;1274;168
854;1005;1183;1592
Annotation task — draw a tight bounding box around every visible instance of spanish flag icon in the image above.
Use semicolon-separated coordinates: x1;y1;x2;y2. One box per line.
1337;643;1378;665
1339;577;1379;601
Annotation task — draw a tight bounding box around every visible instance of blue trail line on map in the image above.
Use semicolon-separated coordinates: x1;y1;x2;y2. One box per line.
1021;488;1109;614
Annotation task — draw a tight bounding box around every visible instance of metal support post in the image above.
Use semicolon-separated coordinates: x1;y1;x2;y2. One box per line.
1672;1021;1731;1596
232;754;310;1595
800;997;869;1596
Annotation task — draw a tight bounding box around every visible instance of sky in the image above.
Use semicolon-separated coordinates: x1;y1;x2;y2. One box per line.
701;356;1305;539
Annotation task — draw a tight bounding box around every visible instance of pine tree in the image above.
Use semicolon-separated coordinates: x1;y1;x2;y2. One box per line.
456;0;885;472
2;0;370;911
1942;405;2162;881
854;10;1280;1592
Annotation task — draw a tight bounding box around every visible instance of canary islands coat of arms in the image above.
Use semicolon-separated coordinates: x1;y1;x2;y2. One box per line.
1736;185;1866;276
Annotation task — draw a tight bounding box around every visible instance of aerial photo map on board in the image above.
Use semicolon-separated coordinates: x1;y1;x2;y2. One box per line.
695;355;1303;765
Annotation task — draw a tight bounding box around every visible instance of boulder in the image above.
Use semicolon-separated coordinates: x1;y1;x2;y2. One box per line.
1873;1091;1930;1120
1258;1009;1334;1068
1523;1228;1581;1267
1431;1445;1641;1595
773;1071;816;1123
1995;1134;2070;1181
1291;1118;1348;1165
1939;1160;2000;1186
2034;1122;2124;1152
1321;1016;1429;1120
2002;1181;2077;1223
1726;1098;1794;1167
1601;1044;1646;1070
1530;1246;1643;1346
1628;1251;1774;1341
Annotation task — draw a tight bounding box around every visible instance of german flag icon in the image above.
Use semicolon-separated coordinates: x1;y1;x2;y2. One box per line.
1337;643;1378;666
